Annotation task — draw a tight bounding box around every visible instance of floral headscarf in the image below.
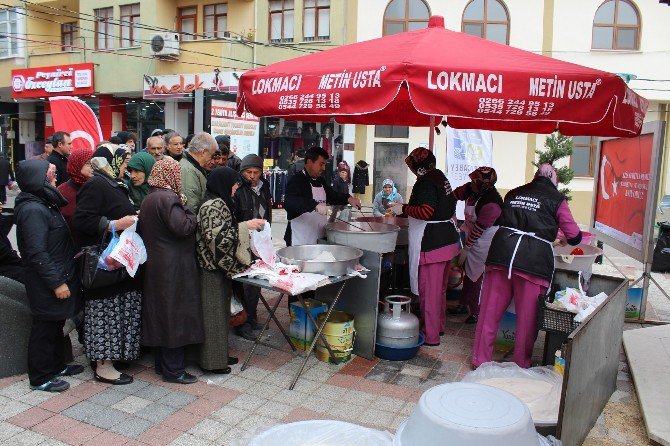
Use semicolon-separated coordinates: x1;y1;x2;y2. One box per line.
469;166;497;194
380;179;398;200
66;147;93;185
405;147;436;177
148;157;185;204
535;163;559;187
112;148;130;178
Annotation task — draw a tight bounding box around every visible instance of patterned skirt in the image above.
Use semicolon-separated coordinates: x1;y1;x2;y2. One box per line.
84;290;142;361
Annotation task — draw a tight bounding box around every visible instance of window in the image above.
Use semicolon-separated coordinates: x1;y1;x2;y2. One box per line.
462;0;510;45
61;22;78;51
375;126;410;138
382;0;430;36
269;0;294;42
120;3;140;47
304;0;330;41
592;0;640;50
571;136;599;177
0;8;21;57
204;3;228;38
178;7;197;41
94;7;113;50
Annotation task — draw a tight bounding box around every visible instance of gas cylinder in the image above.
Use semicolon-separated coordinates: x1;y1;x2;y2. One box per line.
376;295;420;348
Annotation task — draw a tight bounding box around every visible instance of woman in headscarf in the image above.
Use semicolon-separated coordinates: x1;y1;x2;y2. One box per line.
449;167;503;323
15;159;83;392
58;146;93;232
126;152;156;211
472;163;583;369
196;167;265;373
72;144;140;385
387;148;460;346
372;179;404;216
139;158;204;384
112;148;130;181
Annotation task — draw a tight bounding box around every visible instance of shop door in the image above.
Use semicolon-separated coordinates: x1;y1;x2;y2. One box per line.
373;142;408;200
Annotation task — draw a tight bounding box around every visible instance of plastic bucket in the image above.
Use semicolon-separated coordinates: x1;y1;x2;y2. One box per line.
247;420;393;445
316;311;355;364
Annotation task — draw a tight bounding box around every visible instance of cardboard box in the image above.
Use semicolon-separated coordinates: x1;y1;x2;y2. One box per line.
625;287;643;319
495;302;516;351
289;299;327;350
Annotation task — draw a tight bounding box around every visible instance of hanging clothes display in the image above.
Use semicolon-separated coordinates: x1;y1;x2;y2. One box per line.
352;160;370;194
277;133;293;170
264;169;288;208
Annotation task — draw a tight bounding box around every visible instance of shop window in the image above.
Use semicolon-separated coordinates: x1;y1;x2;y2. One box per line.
375;125;409;138
204;3;228;38
592;0;640;50
570;136;598;177
304;0;330;41
462;0;510;45
269;0;294;43
120;3;140;47
178;6;198;41
94;7;114;50
382;0;430;36
0;8;21;58
61;22;78;51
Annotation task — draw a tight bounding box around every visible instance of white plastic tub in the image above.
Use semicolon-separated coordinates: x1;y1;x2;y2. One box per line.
245;420;394;446
553;243;602;272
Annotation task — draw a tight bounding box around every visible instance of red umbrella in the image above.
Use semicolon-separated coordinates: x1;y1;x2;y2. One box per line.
237;16;647;138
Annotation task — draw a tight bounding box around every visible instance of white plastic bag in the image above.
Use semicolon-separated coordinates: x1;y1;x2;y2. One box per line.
109;221;147;277
461;362;563;425
250;222;276;265
231;293;244;316
538;434;562;445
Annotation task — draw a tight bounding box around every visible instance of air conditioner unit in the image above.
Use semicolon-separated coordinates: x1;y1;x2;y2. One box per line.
150;33;180;58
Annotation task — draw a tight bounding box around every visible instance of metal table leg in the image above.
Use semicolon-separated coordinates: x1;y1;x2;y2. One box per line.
258;292;296;351
289;281;349;390
242;292;292;371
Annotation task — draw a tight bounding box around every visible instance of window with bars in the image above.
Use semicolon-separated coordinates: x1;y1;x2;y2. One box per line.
94;7;114;50
269;0;294;42
592;0;640;50
61;22;78;51
375;126;410;138
178;7;198;41
570;136;599;177
0;8;21;58
462;0;510;45
304;0;330;41
382;0;430;36
204;3;228;38
120;3;140;47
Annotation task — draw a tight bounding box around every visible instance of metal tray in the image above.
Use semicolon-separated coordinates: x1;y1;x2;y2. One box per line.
277;244;363;276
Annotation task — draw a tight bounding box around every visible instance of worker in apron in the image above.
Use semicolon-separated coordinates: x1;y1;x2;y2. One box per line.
388;148;460;346
450;167;503;324
472;164;583;368
284;146;360;247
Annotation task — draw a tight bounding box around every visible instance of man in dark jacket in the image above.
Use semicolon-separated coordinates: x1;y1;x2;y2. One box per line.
233;154;272;340
47;131;72;187
287;148;305;183
14;159;83;392
215;135;242;171
0;156;14;204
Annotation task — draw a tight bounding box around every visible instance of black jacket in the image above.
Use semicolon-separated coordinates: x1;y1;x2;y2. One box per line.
227;153;242;172
287;159;305;183
352;161;369;194
72;171;139;299
47;151;69;187
14;159;79;320
332;176;349;195
0;158;13;186
234;176;273;224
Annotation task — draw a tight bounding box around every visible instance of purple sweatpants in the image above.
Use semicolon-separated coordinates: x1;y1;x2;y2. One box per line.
459;274;482;316
471;267;547;368
418;261;450;344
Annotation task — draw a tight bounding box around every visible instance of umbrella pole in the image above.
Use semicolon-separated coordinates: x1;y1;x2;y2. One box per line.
428;115;435;152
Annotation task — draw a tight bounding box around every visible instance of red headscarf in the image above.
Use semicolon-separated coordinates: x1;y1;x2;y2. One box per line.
67;147;93;185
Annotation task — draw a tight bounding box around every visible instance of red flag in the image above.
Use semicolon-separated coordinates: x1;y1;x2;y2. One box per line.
49;96;103;151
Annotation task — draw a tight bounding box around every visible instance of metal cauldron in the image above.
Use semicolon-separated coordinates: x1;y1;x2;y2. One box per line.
356;216;409;246
376;295;420;348
325;221;400;253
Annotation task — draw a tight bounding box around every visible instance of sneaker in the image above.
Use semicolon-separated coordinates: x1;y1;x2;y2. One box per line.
235;324;257;341
30;378;70;392
56;364;85;377
163;372;198;384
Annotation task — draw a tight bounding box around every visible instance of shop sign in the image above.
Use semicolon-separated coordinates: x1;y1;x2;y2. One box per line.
210;99;259;160
11;63;94;99
143;70;243;99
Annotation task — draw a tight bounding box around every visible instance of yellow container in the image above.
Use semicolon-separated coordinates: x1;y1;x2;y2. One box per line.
315;311;355;365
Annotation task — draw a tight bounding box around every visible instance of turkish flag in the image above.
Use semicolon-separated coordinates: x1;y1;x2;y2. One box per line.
49;96;103;151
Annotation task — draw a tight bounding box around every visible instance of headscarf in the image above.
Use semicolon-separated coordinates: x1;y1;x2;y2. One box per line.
16;159;68;208
206;166;240;216
469;166;498;194
127;152;156;209
148;157;185;204
91;145;116;178
535;163;559;187
380;179;398;200
405;147;436;177
66;146;93;186
112;148;130;177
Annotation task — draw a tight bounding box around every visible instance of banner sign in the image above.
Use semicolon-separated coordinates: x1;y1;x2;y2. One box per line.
143;70;243;99
49;96;103;151
12;63;94;99
593;134;654;251
210;99;259;160
446;127;493;219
